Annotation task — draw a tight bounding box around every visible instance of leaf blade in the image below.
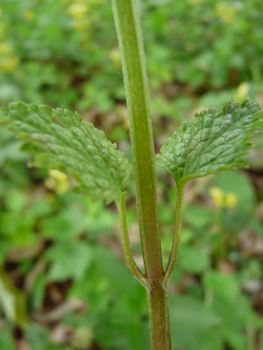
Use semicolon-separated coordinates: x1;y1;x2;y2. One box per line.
0;102;132;202
157;100;261;185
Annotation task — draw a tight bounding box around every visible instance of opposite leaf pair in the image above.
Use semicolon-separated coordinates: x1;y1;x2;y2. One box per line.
0;99;261;202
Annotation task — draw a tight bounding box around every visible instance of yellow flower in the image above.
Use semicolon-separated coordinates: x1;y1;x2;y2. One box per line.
209;186;238;208
68;3;89;19
109;48;121;68
44;170;69;195
23;10;35;21
210;187;225;208
215;3;237;24
225;193;238;208
0;57;19;73
0;42;12;56
234;82;249;102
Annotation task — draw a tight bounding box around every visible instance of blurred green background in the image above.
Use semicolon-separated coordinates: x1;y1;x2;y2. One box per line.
1;0;263;349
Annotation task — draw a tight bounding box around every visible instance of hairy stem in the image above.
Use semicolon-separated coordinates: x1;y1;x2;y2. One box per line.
111;0;173;349
164;183;185;283
147;279;171;350
111;0;163;280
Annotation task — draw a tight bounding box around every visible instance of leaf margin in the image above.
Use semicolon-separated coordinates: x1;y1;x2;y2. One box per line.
156;99;262;186
0;102;132;203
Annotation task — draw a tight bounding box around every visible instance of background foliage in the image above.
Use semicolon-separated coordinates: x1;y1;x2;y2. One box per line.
0;0;263;349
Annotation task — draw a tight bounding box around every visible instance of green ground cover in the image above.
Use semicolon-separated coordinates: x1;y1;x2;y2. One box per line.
0;0;263;349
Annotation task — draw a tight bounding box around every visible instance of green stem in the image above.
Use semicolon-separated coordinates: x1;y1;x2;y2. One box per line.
111;0;163;279
116;193;147;286
147;279;171;350
111;0;173;348
164;183;185;283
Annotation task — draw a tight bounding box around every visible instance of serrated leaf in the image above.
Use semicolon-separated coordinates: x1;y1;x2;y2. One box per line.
0;102;132;203
157;100;261;185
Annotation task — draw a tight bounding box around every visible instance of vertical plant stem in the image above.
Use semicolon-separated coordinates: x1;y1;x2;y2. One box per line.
111;1;172;349
147;280;171;350
111;0;163;280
